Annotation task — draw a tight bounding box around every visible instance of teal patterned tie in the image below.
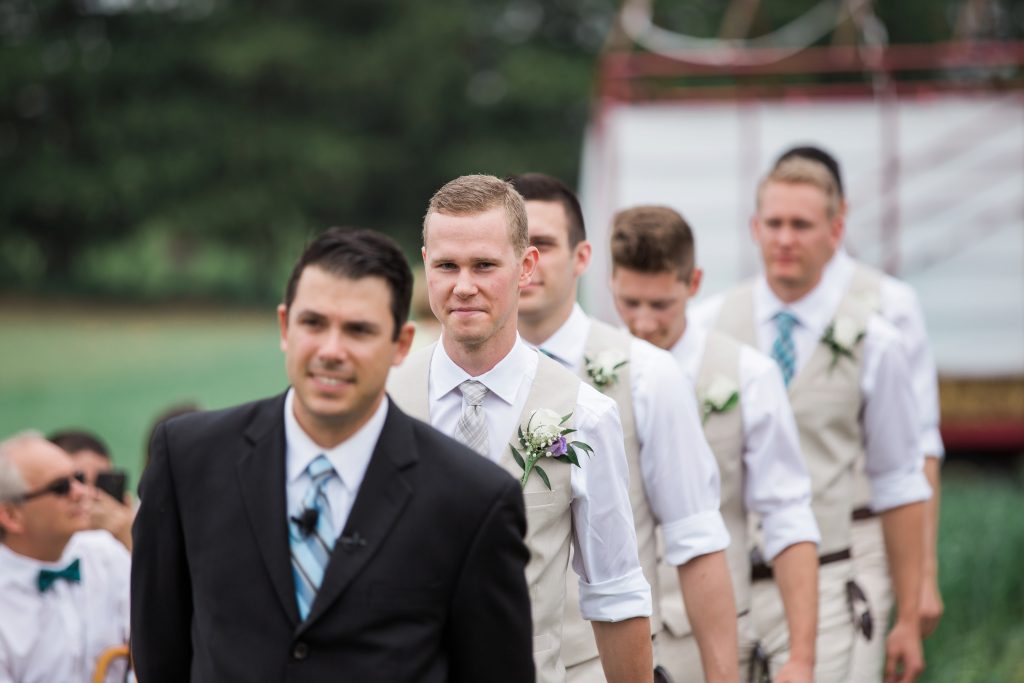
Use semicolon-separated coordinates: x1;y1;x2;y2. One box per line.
771;311;799;386
37;558;81;592
290;455;337;620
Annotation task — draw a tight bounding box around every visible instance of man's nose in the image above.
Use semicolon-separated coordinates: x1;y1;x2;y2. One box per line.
318;329;349;362
632;312;658;336
453;269;477;297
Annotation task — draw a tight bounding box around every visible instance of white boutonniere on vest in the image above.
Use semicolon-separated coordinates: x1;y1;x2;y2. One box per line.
510;408;593;490
584;350;628;390
700;374;740;424
821;316;866;370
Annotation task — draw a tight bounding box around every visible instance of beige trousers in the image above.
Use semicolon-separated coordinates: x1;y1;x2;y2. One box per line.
655;614;756;683
849;517;893;682
749;559;855;682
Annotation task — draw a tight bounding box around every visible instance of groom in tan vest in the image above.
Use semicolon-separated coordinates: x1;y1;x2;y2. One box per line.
389;174;654;683
691;157;931;683
508;173;739;683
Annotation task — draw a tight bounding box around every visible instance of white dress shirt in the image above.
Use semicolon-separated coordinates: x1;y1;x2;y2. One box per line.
428;336;652;622
692;275;931;513
825;249;945;459
284;389;388;535
0;530;130;683
671;321;821;560
536;304;730;566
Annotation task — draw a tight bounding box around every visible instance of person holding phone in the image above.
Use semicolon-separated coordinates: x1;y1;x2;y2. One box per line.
49;430;133;551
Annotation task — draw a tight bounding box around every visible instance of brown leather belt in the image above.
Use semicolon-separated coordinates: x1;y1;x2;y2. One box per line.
751;548;852;582
852;506;878;521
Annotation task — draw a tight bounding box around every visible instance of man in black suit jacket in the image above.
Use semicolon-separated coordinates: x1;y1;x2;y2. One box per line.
130;228;534;683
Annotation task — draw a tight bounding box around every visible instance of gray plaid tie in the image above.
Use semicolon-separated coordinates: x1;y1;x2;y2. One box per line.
454;380;489;456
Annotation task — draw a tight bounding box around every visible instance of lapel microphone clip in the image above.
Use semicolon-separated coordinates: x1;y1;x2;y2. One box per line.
291;508;319;537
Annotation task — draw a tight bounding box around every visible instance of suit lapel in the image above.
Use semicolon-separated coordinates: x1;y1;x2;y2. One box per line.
235;394;300;625
300;401;418;630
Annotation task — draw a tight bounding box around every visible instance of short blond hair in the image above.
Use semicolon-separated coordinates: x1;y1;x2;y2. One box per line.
758;157;841;218
423;174;529;255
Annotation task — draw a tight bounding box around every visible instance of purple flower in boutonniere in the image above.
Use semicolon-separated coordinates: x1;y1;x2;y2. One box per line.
549;436;568;457
510;409;594;490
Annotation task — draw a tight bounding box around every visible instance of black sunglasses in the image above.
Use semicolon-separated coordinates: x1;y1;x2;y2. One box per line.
18;471;87;502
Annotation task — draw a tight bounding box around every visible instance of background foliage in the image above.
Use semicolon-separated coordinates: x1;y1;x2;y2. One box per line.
4;0;1023;303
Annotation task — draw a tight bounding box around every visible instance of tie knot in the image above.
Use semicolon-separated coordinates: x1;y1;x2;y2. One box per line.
459;380;488;407
307;454;335;484
774;310;798;333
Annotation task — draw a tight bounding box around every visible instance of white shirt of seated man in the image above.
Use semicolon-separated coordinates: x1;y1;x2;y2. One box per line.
0;434;131;683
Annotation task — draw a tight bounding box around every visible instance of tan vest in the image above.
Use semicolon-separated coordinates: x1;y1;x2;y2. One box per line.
658;330;748;637
387;343;580;683
561;319;657;667
845;264;885;511
715;283;870;555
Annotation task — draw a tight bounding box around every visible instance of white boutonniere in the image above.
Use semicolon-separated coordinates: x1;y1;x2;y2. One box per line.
700;374;740;424
584;350;628;390
821;316;866;369
510;408;594;490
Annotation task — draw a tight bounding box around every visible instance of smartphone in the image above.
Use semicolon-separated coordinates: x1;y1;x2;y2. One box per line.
95;470;128;502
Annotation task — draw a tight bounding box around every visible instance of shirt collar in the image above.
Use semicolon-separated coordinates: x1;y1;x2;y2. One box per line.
429;335;537;406
284;388;389;492
0;536;81;589
669;316;702;382
534;303;591;370
754;266;843;335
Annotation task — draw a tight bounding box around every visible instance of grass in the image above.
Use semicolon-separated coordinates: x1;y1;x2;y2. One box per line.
1;303;1022;681
0;304;285;486
922;458;1024;683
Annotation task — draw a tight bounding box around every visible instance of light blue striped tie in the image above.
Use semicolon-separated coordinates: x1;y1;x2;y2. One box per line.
290;455;337;621
771;311;799;386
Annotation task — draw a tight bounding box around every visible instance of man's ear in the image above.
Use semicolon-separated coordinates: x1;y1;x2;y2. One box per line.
277;304;289;352
0;504;23;536
519;246;540;288
829;211;845;250
572;240;592;278
392;322;416;367
688;267;703;297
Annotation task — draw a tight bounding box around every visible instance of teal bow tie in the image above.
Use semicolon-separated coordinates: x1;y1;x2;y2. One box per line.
37;558;81;593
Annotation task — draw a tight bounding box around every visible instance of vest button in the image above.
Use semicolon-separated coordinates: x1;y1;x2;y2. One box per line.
292;642;309;660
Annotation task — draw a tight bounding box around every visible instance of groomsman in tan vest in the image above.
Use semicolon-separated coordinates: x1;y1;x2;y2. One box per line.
508;173;739;683
607;205;821;683
388;174;654;683
690;158;931;683
774;146;945;682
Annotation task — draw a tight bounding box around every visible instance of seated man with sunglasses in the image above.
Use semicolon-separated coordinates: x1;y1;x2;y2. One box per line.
0;431;131;683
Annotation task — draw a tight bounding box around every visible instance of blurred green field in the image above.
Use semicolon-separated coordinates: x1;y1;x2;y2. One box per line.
0;304;286;485
1;304;1021;681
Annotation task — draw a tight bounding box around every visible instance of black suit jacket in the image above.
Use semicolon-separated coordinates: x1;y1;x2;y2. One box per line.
130;393;534;683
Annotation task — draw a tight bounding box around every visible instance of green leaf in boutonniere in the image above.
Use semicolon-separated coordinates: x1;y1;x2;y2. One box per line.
584;349;628;391
821;316;866;370
511;409;594;490
700;374;740;425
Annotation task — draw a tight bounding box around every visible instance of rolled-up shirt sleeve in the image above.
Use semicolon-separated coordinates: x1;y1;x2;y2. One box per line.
739;347;821;560
881;281;945;460
569;383;653;622
861;317;932;512
632;341;730;566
